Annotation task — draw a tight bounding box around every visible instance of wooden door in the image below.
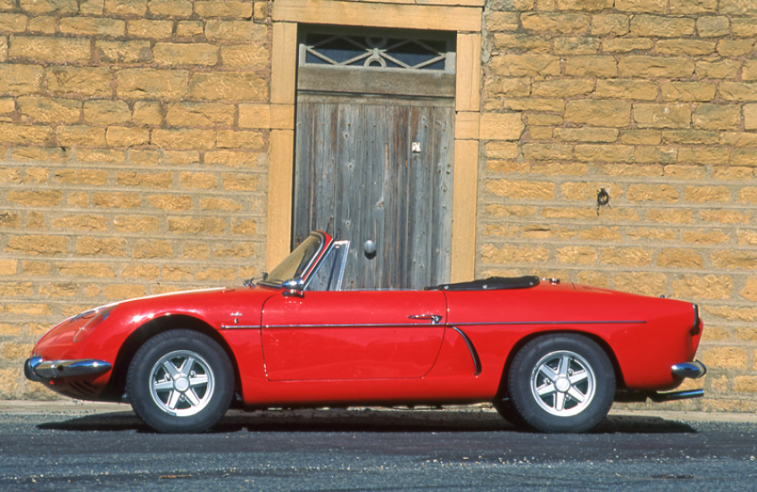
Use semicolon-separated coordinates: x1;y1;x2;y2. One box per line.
292;29;456;290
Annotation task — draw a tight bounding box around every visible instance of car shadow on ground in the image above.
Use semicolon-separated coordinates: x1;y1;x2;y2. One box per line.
37;408;697;434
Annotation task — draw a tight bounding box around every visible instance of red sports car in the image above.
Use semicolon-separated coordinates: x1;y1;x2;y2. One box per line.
25;231;706;433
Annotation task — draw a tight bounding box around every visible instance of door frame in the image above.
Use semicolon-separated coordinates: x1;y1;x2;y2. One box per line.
265;0;484;283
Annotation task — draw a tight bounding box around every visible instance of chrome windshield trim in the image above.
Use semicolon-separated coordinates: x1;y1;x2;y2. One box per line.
449;326;481;376
259;231;328;288
30;359;112;380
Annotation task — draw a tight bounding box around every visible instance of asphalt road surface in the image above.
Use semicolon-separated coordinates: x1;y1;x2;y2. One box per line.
1;405;756;492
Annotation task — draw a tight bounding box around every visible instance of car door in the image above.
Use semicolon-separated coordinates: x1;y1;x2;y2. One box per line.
261;290;446;381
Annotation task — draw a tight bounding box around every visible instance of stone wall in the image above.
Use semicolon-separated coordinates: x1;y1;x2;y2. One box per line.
480;0;757;411
0;0;270;398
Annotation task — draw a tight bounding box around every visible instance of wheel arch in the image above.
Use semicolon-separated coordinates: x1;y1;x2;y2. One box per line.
496;329;626;400
101;315;242;403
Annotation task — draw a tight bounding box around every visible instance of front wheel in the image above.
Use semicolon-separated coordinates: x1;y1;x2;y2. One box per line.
127;330;234;433
506;334;615;433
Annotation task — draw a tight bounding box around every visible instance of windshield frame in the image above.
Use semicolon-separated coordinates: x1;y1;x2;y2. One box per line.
258;231;330;287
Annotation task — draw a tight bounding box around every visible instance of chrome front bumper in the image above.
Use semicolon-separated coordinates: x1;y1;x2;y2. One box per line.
24;357;112;382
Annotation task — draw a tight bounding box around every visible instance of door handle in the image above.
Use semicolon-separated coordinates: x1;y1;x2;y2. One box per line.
408;314;443;324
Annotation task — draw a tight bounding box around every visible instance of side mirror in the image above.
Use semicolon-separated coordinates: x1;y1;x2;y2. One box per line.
282;278;305;298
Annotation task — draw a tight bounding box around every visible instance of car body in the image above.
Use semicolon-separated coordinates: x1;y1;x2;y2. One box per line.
25;231;706;433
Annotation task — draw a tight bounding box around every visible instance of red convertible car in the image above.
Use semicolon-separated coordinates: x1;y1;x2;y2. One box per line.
25;231;706;433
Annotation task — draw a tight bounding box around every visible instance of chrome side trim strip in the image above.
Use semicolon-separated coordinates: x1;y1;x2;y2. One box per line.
260;320;646;329
452;320;646;326
450;326;482;376
28;358;112;380
220;325;261;330
262;322;443;329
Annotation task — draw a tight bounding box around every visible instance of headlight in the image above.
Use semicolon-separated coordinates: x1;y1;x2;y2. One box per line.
72;308;111;343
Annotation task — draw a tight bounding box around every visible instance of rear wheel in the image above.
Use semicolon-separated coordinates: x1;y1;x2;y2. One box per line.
505;334;615;433
127;330;234;433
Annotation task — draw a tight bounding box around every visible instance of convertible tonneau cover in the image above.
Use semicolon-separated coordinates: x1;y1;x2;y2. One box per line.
431;276;540;291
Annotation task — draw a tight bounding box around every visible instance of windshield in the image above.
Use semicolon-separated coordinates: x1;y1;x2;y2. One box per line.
264;233;324;285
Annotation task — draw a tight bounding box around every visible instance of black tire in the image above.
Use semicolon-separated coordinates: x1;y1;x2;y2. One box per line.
127;330;234;433
506;334;615;433
492;398;530;428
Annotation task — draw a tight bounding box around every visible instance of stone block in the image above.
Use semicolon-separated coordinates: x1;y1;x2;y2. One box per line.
205;19;267;43
103;284;146;300
481;243;549;264
117;69;189;100
153;43;219;66
523;143;572;160
195;1;252;18
177;21;205;37
132;101;163;126
217;130;264;149
168;217;226;234
0;13;27;32
54;169;108;185
633;103;691;129
601;38;654;52
148;0;192;16
28;16;55;33
595;80;658;100
717;39;755;57
222;173;258;191
745;104;757;131
492;34;551;53
635;146;677;164
134;239;173;258
720;0;757;15
554;37;600;55
127;19;173;39
553;127;618;143
670;0;717;14
661;82;716;102
165;102;235;127
180;172;217;189
731;17;757;38
17;96;81;124
59;16;125;36
700;347;747;369
486;12;520;32
731;149;757;166
486;179;555;199
613;272;666;297
96;40;152;63
621;129;661;145
692;104;741;130
565;56;617;77
697;16;730;37
557;246;597;265
695;60;740;79
220;45;268;68
532;79;594;98
6;235;67;255
627;184;678;202
631;15;695;37
146;194;192;211
678;147;729;165
480;113;524;141
565;100;631;127
188;72;266;101
0;122;53;144
574;144;635;162
601;247;653;267
619;56;695;78
18;0;77;14
9;35;90;63
590;14;629;36
46;67;112;98
490;54;561;77
556;0;613;10
521;12;590;33
83;100;131;126
654;39;715;56
116;171;172;189
152;129;216;150
56;126;106;147
106;127;150;147
93;192;141;208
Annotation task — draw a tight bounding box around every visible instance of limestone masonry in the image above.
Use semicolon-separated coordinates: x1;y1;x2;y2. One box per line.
0;0;755;412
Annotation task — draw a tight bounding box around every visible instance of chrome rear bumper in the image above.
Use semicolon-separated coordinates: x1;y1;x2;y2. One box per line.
24;357;112;382
671;361;707;379
614;360;708;403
